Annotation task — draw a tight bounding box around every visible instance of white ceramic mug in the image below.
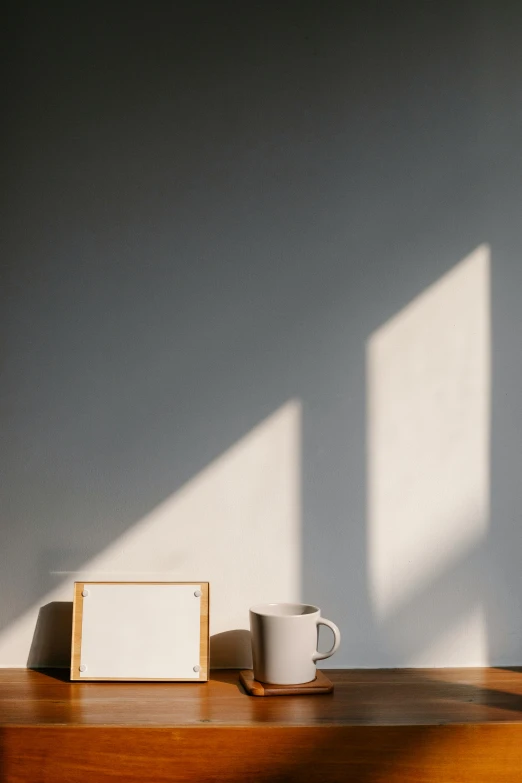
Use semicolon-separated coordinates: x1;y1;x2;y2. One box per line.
249;602;341;685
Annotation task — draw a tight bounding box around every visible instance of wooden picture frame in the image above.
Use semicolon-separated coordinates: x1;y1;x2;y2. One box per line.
70;582;209;681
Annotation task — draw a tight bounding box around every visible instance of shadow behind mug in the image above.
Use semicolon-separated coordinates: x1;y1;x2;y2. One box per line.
249;602;341;685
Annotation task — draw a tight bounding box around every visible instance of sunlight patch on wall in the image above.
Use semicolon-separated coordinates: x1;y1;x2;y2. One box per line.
366;245;490;665
0;400;301;667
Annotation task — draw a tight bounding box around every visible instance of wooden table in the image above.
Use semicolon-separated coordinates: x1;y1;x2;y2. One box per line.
2;668;522;781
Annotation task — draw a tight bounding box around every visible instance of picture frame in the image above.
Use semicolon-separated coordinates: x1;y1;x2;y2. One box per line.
70;581;209;681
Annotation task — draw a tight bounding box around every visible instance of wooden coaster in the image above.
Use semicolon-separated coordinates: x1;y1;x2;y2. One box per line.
239;669;334;696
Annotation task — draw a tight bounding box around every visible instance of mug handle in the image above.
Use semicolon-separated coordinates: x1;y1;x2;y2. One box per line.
313;617;341;661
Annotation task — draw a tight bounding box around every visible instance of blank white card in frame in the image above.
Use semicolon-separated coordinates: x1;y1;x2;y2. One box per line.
74;583;206;680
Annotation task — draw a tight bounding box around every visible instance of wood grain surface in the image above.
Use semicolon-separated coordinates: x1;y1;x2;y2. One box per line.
2;668;522;782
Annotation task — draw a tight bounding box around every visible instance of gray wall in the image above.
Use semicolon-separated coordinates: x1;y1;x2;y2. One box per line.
2;1;522;666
